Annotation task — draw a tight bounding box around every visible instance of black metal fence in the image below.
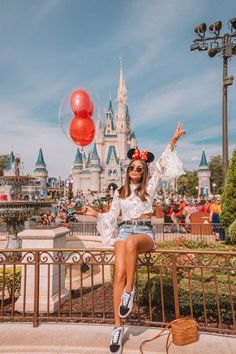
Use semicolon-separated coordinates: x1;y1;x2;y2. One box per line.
68;222;225;243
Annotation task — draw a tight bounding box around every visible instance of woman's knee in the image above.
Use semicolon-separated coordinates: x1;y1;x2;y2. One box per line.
125;236;138;253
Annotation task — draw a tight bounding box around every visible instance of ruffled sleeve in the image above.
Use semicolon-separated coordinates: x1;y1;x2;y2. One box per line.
97;190;120;246
146;159;163;196
159;143;185;180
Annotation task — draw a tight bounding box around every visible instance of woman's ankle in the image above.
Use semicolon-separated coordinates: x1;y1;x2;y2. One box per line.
124;286;134;293
114;323;122;328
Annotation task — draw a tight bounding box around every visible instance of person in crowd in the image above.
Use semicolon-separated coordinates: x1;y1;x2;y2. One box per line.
194;200;199;212
183;201;196;225
210;196;222;240
81;123;185;354
199;199;207;213
163;200;174;232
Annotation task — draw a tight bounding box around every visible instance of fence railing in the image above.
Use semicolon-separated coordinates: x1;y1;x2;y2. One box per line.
69;221;98;236
68;222;225;242
0;225;7;236
0;248;235;334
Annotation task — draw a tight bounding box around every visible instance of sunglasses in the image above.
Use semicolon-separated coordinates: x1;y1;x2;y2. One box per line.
128;165;143;173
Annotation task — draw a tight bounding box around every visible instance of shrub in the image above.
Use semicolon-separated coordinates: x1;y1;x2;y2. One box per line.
229;220;236;244
221;149;236;229
0;266;21;298
137;266;236;324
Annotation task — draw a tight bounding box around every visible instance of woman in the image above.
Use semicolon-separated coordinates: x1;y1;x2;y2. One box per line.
210;196;222;240
82;123;185;354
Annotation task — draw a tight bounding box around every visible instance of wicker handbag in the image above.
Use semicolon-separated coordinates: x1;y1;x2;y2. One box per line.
139;317;199;354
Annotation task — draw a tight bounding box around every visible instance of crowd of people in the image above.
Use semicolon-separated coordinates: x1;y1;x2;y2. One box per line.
30;189;223;239
153;193;222;238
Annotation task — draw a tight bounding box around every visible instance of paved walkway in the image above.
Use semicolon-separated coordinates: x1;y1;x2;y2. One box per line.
0;323;235;354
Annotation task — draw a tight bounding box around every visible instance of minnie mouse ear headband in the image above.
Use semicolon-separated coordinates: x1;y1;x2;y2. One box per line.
127;148;154;163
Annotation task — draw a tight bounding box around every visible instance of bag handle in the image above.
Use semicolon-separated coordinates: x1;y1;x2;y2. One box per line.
139;317;191;354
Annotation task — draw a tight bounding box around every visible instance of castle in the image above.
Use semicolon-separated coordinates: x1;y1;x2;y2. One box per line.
1;63;212;200
71;61;137;195
197;149;211;196
0;148;48;201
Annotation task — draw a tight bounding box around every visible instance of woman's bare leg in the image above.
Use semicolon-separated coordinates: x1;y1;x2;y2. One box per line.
113;240;126;327
124;234;154;293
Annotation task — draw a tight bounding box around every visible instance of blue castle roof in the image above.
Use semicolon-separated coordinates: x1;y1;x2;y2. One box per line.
5;151;15;170
199;150;208;167
106;146;119;165
36;148;46;166
108;99;113;114
74;148;83;165
126;105;130;121
130;131;136;139
91;143;99;160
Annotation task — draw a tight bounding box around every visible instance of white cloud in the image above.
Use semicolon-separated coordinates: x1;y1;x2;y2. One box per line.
0;101;76;179
132;68;221;127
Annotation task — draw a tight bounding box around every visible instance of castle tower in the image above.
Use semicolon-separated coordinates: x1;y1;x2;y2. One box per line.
116;58;130;161
71;61;138;195
197;150;211;197
105;98;115;135
96;112;104;163
90;143;101;192
34;148;48;198
72;148;83;195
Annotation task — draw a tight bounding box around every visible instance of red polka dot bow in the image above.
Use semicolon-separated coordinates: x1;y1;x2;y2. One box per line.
131;149;148;161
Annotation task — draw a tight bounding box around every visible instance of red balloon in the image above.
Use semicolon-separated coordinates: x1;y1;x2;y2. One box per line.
70;89;91;116
74;110;91;120
70;115;95;147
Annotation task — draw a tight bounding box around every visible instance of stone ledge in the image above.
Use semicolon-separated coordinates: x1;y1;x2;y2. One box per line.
0;323;235;354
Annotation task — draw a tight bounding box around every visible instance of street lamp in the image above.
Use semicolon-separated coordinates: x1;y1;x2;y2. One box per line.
190;18;236;180
212;182;217;196
195;185;199;196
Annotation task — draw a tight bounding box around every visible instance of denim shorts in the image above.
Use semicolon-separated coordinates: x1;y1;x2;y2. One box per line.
117;223;156;244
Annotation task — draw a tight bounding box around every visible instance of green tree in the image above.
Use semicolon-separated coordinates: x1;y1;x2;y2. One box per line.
209;155;224;194
221;149;236;229
0;154;8;176
178;170;198;196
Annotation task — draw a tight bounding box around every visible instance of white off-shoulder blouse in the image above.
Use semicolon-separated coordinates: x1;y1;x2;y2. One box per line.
97;143;184;246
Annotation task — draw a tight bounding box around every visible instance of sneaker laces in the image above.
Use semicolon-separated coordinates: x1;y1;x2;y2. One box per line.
111;328;122;345
121;292;130;308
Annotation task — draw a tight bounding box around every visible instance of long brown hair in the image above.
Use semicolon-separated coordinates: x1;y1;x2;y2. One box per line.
118;159;149;201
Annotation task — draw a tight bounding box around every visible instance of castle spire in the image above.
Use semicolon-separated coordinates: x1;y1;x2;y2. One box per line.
117;57;127;104
74;148;83;165
91;143;100;160
199;149;208;167
108;97;113;114
35;148;46;167
197;149;211;197
119;57;125;90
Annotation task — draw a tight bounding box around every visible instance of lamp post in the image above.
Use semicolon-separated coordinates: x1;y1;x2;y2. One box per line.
212;182;217;196
195;185;199;197
190;18;236;181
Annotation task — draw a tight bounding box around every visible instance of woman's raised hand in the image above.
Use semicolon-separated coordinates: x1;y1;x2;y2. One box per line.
170;122;186;149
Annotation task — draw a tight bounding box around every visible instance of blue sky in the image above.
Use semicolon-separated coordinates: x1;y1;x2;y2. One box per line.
0;0;235;178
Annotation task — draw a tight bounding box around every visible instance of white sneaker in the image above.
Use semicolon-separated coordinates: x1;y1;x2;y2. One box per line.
118;287;135;319
109;326;124;354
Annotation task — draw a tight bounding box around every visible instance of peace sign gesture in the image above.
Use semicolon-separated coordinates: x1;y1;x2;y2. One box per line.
170;122;186;150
